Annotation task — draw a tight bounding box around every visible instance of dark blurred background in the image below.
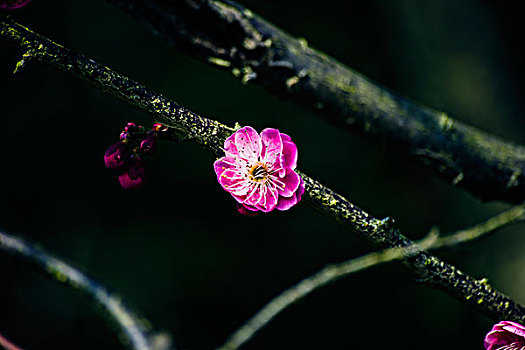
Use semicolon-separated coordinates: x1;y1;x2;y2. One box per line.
1;0;524;349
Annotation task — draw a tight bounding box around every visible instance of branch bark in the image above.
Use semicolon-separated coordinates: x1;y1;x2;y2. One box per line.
108;0;525;204
1;13;524;331
219;204;525;349
0;231;173;350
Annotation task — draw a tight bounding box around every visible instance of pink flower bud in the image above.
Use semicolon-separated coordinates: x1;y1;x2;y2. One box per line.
119;132;128;141
139;132;157;155
152;123;168;132
124;122;143;133
118;158;146;189
104;143;128;169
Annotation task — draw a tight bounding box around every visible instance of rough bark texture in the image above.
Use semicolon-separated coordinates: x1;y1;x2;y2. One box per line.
108;0;525;204
2;13;525;327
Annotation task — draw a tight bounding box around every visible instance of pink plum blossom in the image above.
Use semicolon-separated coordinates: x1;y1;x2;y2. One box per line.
485;321;525;350
214;126;305;213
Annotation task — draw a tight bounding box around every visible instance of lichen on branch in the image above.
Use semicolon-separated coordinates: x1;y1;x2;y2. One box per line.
108;0;525;204
1;12;525;332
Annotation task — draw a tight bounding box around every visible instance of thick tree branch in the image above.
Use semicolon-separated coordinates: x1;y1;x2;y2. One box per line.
1;13;524;331
0;231;173;350
218;204;525;349
108;0;525;204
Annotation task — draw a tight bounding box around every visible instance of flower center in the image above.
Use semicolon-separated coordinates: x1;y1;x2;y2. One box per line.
249;163;269;182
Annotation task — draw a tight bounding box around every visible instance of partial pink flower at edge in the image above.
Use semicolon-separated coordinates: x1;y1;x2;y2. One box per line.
0;0;31;10
485;321;525;350
214;126;304;213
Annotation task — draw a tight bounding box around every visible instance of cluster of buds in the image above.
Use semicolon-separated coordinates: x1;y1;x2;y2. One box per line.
104;122;167;189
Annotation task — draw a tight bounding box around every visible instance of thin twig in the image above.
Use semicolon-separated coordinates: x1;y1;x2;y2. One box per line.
107;0;525;204
218;204;525;350
1;13;525;327
0;231;173;350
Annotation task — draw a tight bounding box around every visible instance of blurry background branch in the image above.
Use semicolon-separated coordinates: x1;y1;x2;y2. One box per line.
1;11;525;340
218;204;525;349
0;231;173;350
108;0;525;204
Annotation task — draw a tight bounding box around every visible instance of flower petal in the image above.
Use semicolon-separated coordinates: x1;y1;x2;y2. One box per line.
261;128;283;165
502;323;525;338
119;172;143;189
118;159;146;189
484;330;519;350
140;132;158;155
279;140;298;176
104;142;128;169
216;157;254;197
275;192;298;211
233;126;262;161
224;133;240;158
230;182;252;196
255;186;278;212
296;177;305;202
278;168;301;198
500;321;525;331
127;158;146;180
218;168;244;190
214;156;236;178
280;133;291;142
243;185;264;208
276;177;304;211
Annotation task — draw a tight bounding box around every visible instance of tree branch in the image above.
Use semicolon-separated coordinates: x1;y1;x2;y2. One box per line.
1;12;524;332
107;0;525;204
0;231;173;350
218;204;525;349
